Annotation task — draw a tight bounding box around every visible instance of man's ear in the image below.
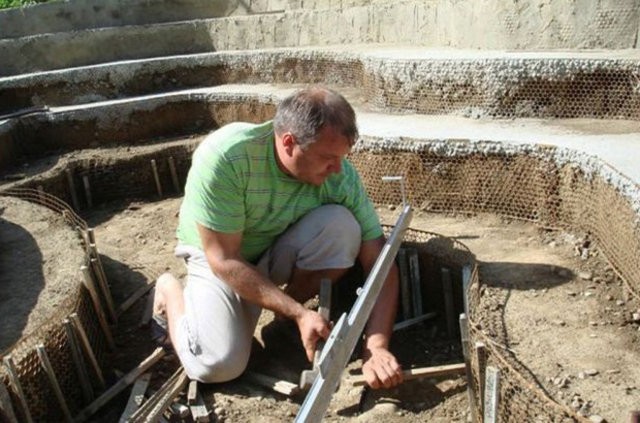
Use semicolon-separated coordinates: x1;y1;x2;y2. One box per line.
281;132;296;155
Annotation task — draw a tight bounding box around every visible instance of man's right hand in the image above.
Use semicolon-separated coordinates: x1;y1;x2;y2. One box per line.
295;309;331;362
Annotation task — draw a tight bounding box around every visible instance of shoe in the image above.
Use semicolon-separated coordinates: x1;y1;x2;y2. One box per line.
150;313;173;352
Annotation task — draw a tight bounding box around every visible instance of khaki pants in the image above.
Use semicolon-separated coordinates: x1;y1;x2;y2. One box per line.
173;204;361;382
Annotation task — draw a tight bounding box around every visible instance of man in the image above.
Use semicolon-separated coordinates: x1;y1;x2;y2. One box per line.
153;86;403;389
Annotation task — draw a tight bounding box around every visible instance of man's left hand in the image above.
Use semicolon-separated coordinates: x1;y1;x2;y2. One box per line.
361;347;403;389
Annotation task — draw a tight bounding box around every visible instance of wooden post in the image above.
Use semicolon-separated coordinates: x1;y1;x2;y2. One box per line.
128;367;188;423
65;169;80;210
484;366;500;423
0;379;18;423
408;249;423;316
36;344;73;423
2;356;33;423
168;156;181;194
442;267;456;339
118;372;151;423
151;159;163;197
75;348;165;422
82;175;93;208
89;249;117;323
81;265;116;350
459;314;479;423
397;248;412;319
69;313;106;389
187;380;198;405
475;342;486;416
64;319;94;403
462;265;472;316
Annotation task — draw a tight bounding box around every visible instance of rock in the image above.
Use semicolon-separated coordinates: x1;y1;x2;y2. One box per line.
631;312;640;322
584;369;599;376
552;319;566;326
605;294;614;301
588;321;598;326
578;271;593;280
588;415;605;423
616;300;625;306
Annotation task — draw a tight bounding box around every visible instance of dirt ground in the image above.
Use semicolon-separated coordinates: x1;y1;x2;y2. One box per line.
2;194;639;422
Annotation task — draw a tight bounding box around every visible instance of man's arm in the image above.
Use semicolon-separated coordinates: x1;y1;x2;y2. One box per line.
197;223;330;361
358;236;404;389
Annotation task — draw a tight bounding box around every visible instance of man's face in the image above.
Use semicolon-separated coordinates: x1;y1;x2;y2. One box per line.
284;125;352;186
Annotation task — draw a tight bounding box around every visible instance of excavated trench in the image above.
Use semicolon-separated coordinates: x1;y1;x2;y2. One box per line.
1;57;640;422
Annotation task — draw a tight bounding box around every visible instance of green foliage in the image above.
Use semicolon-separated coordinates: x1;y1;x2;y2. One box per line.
0;0;52;11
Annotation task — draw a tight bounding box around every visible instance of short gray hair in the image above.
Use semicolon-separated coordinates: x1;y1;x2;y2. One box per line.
273;87;359;149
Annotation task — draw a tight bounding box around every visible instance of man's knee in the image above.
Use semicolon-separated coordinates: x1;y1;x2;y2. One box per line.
180;347;250;383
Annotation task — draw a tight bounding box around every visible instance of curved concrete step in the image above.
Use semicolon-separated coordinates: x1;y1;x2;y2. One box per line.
2;46;639;121
0;0;285;39
1;84;639;185
2;0;638;76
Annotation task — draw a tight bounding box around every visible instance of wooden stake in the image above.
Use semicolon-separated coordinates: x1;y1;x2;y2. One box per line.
75;348;165;422
189;389;211;423
36;344;73;423
460;314;479;423
349;363;466;386
408;249;423;316
0;379;18;423
475;342;486;416
397;248;412;319
82;175;93;208
442;267;456;339
2;355;33;423
118;372;151;423
81;265;115;350
65;169;80;210
118;278;155;317
89;251;117;323
64;319;94;403
483;366;500;423
168;156;181;194
128;367;188;423
393;311;437;331
187;380;198;405
151;159;163;197
462;265;472;315
69;313;106;389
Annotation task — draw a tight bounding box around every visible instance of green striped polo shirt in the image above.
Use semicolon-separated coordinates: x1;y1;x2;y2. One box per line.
177;120;383;263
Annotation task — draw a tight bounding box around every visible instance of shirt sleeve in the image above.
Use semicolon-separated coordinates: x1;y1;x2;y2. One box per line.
336;160;383;241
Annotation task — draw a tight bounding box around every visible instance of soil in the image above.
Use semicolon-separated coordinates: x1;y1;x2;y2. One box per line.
0;196;85;353
2;195;639;422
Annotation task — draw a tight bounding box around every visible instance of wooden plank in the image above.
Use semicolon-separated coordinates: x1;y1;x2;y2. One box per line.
348;363;466;386
128;368;187;423
81;265;116;350
36;344;73;423
244;372;300;396
475;342;486;416
0;379;18;423
483;366;500;423
441;267;456;339
119;278;156;317
75;348;165;422
69;313;106;389
462;265;472;315
189;390;211;422
396;248;413;319
408;249;423;316
459;314;479;423
63;319;94;403
118;372;151;423
393;311;437;331
187;380;198;405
